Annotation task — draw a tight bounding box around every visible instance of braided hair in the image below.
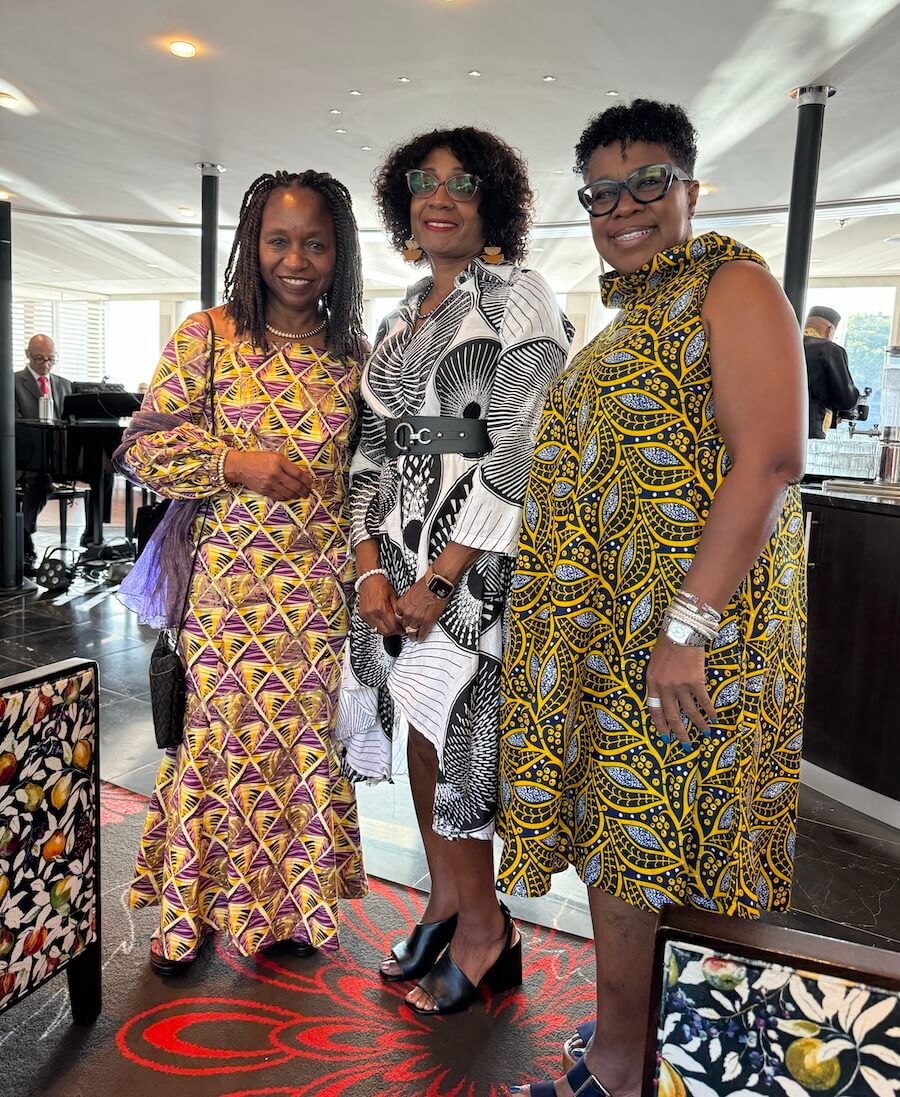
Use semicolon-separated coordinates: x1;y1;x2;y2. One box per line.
223;170;367;361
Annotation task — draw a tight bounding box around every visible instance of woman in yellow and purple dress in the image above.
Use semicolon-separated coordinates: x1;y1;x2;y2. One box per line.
500;102;807;1097
116;171;368;975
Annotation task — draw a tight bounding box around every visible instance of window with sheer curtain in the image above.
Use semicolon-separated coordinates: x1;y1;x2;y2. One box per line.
12;299;106;381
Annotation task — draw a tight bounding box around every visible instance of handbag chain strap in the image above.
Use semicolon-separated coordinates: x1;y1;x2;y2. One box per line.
171;311;219;641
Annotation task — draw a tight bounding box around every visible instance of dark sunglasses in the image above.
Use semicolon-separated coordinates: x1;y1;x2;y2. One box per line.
405;170;481;202
577;163;693;217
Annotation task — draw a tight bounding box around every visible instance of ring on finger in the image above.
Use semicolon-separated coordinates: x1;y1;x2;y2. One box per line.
405;626;418;638
646;695;663;709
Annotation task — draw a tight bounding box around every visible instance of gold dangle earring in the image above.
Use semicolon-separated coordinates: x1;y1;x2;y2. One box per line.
482;245;505;265
403;235;424;262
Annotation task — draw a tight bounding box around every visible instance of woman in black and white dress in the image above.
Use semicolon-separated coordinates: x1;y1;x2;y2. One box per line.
337;127;572;1015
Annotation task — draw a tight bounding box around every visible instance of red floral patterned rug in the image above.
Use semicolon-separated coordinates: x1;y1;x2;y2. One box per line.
0;783;595;1097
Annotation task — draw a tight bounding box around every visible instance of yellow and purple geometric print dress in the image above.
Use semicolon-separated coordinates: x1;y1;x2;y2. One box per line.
126;316;367;960
497;233;806;918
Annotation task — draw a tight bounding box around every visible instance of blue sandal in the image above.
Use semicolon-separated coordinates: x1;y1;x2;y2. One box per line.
511;1056;612;1096
563;1019;596;1066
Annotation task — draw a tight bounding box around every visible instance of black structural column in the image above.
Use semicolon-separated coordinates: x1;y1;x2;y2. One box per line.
0;200;21;593
783;84;836;324
198;162;223;310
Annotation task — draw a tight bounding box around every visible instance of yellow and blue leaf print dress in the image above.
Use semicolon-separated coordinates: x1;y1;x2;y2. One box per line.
496;233;806;918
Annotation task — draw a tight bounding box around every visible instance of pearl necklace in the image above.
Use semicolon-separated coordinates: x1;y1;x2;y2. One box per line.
265;318;326;341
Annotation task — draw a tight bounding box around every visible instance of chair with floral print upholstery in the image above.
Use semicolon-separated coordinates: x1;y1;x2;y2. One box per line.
643;907;900;1097
0;659;101;1022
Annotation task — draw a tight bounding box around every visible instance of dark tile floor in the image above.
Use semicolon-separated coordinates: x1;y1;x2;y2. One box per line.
3;519;898;952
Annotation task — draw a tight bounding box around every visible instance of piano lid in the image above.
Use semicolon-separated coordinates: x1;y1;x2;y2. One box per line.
62;391;142;421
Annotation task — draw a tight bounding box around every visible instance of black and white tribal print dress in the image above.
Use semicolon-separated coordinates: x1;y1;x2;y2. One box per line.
337;259;573;840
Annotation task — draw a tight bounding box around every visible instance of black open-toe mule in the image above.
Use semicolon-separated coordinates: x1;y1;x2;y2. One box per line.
285;940;317;958
410;903;521;1016
380;913;458;983
149;942;198;977
512;1056;612;1096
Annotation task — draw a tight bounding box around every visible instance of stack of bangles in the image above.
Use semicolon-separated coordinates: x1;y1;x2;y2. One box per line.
647;592;722;714
660;589;722;648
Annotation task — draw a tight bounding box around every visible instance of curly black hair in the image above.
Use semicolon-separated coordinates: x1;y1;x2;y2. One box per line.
223;170;366;361
373;126;533;264
574;99;698;177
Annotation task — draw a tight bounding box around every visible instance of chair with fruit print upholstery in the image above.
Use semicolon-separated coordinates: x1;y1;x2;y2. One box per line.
642;907;900;1097
0;659;101;1023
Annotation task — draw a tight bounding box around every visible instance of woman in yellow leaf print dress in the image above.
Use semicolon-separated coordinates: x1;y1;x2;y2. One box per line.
499;101;807;1097
117;171;368;976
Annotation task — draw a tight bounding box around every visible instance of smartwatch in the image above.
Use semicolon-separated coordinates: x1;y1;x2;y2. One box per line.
426;566;455;599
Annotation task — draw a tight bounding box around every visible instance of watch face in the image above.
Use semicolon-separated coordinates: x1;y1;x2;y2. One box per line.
667;620;695;645
427;573;454;599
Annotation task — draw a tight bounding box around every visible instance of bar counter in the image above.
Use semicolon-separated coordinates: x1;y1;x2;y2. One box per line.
801;484;900;827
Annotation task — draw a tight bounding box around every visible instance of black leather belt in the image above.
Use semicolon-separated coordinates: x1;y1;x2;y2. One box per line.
384;416;491;457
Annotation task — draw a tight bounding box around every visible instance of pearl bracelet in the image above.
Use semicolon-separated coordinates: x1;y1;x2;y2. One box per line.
213;447;229;490
354;567;388;594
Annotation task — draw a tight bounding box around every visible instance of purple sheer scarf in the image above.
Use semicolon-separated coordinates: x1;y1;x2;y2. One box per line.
113;411;206;629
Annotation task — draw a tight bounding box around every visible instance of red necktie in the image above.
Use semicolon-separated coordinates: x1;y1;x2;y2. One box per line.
39;376;50;397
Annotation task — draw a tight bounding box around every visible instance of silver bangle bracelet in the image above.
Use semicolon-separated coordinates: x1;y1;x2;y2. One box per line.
673;589;722;623
354;567;388;594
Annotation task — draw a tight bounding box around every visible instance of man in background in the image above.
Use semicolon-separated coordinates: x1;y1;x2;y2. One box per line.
803;306;860;439
14;335;72;570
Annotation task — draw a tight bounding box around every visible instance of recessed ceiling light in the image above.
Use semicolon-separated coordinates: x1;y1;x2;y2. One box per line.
177;206;194;217
329;108;342;115
397;76;411;83
884;235;900;245
146;263;163;269
360;145;372;151
553;169;564;175
169;40;197;58
52;268;61;273
531;247;545;252
606;89;620;97
468;70;482;78
0;83;38;115
335;128;347;134
349;89;362;96
697;183;716;197
0;190;13;201
542;75;557;82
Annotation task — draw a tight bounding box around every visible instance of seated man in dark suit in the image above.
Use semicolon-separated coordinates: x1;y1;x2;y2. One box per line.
803;306;860;439
14;335;72;569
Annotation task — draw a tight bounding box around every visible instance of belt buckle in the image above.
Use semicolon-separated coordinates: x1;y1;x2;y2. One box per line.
393;421;433;453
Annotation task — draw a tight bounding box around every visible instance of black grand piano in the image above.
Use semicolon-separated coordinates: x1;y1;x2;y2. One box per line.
15;384;142;546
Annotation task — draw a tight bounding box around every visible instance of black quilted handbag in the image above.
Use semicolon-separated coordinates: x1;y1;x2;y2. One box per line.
149;629;188;749
147;312;218;750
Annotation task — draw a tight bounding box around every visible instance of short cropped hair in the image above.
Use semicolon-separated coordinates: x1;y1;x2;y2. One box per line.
574;99;698;177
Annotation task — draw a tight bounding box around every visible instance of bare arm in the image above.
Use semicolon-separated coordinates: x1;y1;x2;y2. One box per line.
646;260;807;741
683;261;806;607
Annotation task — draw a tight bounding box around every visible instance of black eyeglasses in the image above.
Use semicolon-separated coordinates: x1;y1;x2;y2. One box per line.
577;163;693;217
29;353;58;365
405;170;481;202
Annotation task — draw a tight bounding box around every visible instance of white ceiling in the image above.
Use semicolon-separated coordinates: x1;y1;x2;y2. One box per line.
3;0;900;297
